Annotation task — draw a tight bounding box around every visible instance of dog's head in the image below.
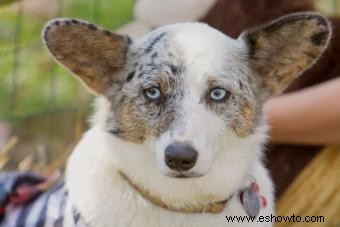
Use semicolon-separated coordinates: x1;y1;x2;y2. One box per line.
43;13;330;201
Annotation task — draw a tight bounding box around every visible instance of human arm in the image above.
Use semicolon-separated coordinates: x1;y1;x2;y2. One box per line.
264;77;340;145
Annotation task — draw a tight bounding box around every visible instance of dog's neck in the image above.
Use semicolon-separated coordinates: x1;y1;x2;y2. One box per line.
71;169;266;227
118;171;231;214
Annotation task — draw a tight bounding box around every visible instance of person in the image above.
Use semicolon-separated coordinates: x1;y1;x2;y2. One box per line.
265;77;340;145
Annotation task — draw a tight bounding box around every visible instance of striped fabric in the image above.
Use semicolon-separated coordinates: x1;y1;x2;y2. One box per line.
0;182;67;227
0;172;89;227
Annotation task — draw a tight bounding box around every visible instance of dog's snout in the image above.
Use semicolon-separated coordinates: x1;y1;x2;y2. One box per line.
164;143;198;172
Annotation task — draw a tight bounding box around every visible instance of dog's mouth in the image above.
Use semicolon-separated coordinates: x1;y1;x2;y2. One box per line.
176;173;189;178
165;172;204;179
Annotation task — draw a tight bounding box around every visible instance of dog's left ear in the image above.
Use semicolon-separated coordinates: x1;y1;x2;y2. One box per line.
241;12;331;97
43;19;131;95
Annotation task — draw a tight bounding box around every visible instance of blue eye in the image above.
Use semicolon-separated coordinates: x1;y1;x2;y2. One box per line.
144;87;161;101
209;88;230;102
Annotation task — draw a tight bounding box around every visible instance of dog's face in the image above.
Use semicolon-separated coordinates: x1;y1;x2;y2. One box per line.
43;14;330;183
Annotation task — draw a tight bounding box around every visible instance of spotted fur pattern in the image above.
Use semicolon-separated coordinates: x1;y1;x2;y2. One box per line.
105;30;186;143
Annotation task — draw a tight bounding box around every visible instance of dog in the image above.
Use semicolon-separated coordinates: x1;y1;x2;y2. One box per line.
37;12;331;227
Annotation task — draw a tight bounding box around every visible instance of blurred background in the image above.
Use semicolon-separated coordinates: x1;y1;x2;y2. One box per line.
0;0;339;226
0;0;134;172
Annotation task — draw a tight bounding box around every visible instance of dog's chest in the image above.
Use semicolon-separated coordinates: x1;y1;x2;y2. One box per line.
65;171;273;227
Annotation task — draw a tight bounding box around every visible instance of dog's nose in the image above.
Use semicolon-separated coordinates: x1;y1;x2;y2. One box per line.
164;143;198;171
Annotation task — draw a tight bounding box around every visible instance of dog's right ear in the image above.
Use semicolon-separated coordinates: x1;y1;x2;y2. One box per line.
240;12;331;98
43;19;131;95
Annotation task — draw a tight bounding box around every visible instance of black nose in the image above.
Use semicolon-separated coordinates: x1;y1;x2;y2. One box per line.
164;143;198;172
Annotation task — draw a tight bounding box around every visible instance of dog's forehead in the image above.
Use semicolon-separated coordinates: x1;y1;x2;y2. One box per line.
133;23;246;79
170;23;241;60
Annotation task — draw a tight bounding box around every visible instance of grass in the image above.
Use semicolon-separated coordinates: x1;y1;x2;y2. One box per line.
0;0;134;120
